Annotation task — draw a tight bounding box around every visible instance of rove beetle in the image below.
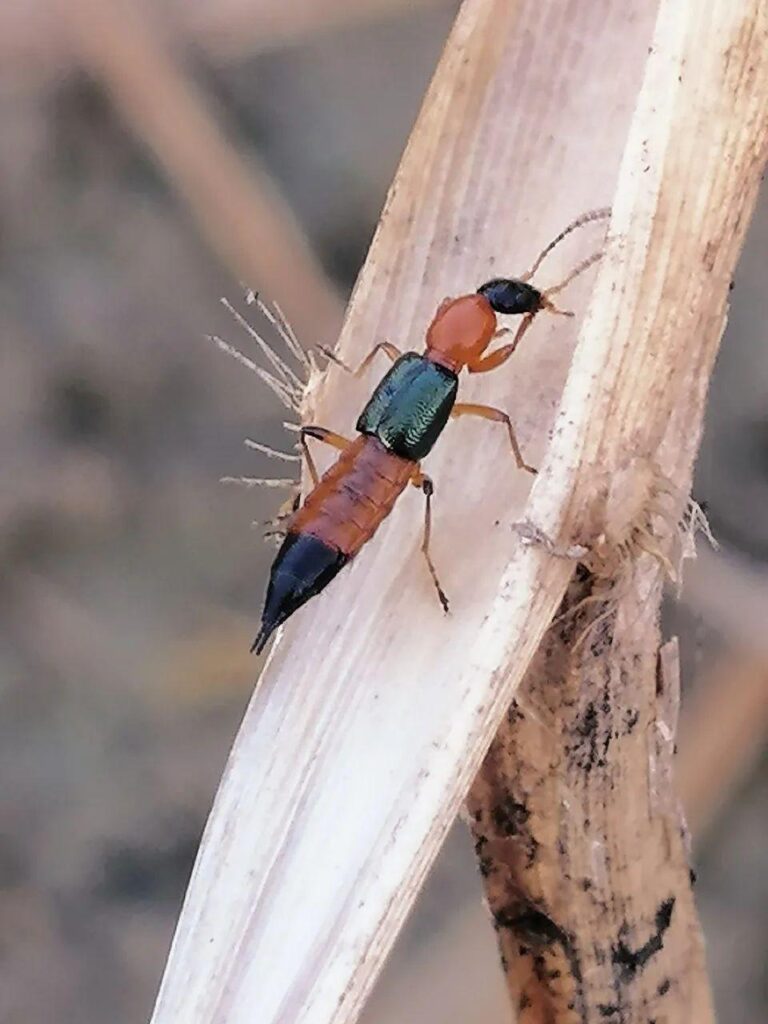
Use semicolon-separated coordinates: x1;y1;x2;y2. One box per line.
252;209;609;654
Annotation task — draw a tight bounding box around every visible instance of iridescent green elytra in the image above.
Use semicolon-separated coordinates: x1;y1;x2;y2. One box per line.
356;352;458;461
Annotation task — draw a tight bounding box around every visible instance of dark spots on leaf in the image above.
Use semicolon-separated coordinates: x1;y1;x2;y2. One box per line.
612;897;676;981
588;610;615;657
656;892;676;930
507;702;525;724
491;796;530;836
623;708;640;733
655;653;665;696
494;903;570;952
568;700;611;770
575;562;592;583
516;908;570;948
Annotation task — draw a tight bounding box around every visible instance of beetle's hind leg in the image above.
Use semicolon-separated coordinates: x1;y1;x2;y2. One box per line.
300;425;353;485
262;426;352;542
319;340;402;377
263;490;302;544
412;469;449;614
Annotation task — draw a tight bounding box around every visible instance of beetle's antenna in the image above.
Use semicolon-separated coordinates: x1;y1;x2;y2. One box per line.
540;250;605;315
544;250;605;298
521;207;610;283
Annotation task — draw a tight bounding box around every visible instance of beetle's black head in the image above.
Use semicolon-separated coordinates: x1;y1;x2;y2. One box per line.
477;278;543;316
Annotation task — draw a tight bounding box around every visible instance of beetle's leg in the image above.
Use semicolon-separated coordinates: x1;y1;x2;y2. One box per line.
451;403;537;475
263;491;302;543
411;468;449;613
319;340;402;377
466;314;535;373
263;427;350;542
300;425;353;486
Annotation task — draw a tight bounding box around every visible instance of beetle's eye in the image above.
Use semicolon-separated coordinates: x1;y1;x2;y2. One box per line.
477;278;541;316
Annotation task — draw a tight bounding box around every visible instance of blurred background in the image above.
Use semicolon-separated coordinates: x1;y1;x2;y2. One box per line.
0;2;766;1022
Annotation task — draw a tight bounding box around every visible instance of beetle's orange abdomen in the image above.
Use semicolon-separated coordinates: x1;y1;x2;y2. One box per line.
290;435;414;557
425;293;497;371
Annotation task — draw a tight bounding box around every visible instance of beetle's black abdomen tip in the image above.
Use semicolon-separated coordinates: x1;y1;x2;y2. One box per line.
251;624;273;655
252;531;349;654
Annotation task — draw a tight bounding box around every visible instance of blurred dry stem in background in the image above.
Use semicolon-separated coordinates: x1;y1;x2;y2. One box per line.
3;0;449;80
1;1;767;1023
677;652;768;839
61;0;344;339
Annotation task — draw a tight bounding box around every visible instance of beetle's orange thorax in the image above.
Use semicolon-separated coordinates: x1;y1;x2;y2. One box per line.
424;293;497;372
